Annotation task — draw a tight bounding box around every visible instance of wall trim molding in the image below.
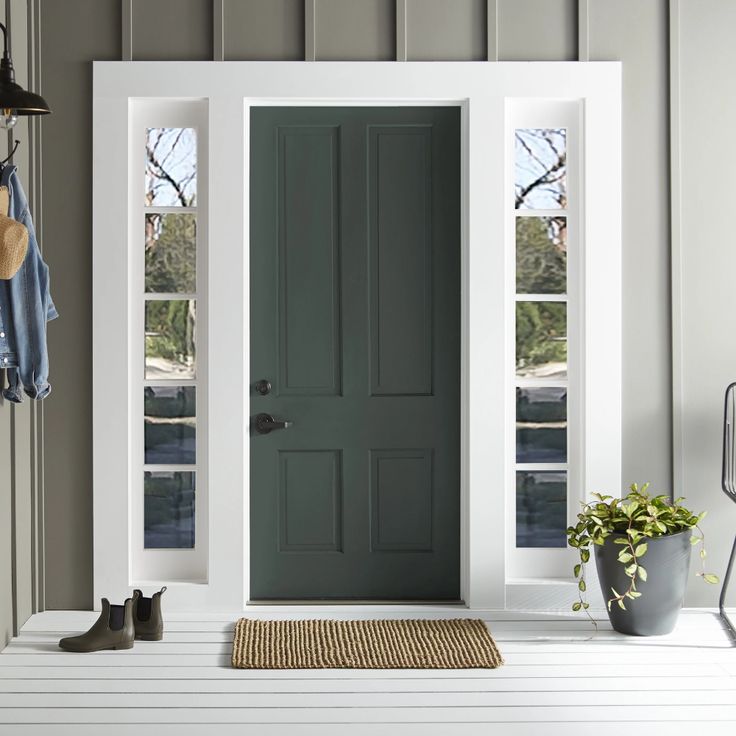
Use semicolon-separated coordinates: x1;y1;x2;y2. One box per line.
577;0;589;62
668;0;684;499
487;0;498;62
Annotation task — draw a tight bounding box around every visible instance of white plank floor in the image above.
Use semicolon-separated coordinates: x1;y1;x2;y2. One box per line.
0;607;734;736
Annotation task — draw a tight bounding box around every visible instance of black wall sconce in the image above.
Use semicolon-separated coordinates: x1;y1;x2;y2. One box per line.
0;21;50;129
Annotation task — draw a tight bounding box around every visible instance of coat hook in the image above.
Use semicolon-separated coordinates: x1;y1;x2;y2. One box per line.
0;139;20;167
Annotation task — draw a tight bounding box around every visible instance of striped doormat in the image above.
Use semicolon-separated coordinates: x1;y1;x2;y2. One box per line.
231;618;504;669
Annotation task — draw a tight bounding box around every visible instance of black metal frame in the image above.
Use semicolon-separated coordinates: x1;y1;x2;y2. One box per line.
720;382;736;641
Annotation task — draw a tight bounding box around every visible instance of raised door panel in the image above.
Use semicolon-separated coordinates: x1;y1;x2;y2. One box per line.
278;450;343;552
368;126;433;396
278;126;342;396
370;449;433;551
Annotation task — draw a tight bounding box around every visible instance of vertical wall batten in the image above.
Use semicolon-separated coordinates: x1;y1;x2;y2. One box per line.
668;0;683;501
396;0;406;61
29;0;43;616
121;0;132;60
577;0;589;61
213;0;224;61
305;0;315;60
487;0;498;61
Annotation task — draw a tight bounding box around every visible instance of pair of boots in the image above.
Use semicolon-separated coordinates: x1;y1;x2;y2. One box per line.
58;587;166;652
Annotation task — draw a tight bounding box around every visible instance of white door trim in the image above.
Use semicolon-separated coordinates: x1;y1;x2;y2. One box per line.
92;62;621;611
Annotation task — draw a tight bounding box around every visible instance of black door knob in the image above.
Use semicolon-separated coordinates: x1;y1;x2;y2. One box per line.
254;379;272;395
254;412;292;435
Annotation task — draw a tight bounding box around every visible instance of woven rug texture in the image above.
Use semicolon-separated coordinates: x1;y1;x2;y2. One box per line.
231;618;504;669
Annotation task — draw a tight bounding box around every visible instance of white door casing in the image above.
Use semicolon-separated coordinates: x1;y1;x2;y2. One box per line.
92;62;621;612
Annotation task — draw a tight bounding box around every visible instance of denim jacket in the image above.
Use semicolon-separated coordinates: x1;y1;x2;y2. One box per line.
0;164;57;402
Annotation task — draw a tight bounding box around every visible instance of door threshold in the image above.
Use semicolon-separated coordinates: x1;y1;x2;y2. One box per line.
248;599;467;607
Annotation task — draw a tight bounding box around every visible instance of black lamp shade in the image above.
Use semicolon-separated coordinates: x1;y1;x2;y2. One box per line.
0;21;51;117
0;79;50;115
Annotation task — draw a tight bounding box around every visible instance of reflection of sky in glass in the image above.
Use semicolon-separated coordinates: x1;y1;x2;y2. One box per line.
515;128;566;210
145;128;197;207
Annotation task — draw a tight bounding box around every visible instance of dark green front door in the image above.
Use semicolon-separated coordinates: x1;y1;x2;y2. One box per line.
250;107;460;600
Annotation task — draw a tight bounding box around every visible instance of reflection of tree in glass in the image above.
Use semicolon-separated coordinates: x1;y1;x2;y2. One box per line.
144;471;195;549
516;472;567;548
144;386;196;418
516;216;566;294
516;301;566;371
145;213;196;293
515;128;566;210
145;128;197;207
145;300;196;369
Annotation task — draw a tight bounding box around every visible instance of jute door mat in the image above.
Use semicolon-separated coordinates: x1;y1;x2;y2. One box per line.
231;618;504;669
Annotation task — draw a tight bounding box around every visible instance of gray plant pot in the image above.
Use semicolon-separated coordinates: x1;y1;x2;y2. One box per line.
593;528;692;636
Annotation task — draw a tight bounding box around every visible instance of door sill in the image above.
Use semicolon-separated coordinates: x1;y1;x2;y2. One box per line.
248;599;467;606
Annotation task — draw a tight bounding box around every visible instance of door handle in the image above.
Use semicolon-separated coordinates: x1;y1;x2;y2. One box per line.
254;412;293;435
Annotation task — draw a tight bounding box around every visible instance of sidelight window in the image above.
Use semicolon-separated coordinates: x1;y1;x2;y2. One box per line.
131;101;208;582
509;103;582;578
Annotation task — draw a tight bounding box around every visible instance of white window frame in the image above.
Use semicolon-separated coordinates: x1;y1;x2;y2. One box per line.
507;101;583;580
132;100;209;584
93;62;621;612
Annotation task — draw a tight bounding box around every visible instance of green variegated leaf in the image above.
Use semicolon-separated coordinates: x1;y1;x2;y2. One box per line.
573;564;581;577
634;543;648;556
618;552;633;563
617;599;626;610
572;601;582;612
625;564;637;576
578;580;586;592
638;566;647;582
703;573;719;584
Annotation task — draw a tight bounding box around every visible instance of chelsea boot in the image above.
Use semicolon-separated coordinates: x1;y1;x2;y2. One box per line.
58;594;137;652
132;586;167;640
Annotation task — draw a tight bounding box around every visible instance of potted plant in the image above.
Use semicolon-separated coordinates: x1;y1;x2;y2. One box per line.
567;483;719;635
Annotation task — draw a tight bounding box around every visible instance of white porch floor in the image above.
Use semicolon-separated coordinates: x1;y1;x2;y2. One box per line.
0;607;734;736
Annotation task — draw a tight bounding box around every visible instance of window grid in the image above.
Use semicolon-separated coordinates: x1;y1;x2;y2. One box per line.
514;126;570;550
142;125;199;551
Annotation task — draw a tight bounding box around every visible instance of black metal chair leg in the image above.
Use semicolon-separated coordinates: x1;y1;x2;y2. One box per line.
719;534;736;643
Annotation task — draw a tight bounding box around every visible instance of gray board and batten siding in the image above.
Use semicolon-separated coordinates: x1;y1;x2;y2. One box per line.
4;0;728;636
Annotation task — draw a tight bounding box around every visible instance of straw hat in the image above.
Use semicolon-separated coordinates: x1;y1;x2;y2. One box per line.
0;185;28;280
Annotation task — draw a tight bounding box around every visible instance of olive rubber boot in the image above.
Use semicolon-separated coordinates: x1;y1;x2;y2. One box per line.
58;594;137;652
132;586;167;640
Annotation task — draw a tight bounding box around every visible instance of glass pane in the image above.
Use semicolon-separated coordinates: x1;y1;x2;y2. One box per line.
145;127;197;207
145;213;196;293
516;216;566;294
516;301;567;379
516;471;567;548
515;128;567;210
516;387;567;463
145;299;196;379
144;386;196;464
144;471;195;549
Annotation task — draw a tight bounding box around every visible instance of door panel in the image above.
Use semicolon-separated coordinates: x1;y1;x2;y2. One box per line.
369;125;433;396
278;126;341;395
250;107;460;600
